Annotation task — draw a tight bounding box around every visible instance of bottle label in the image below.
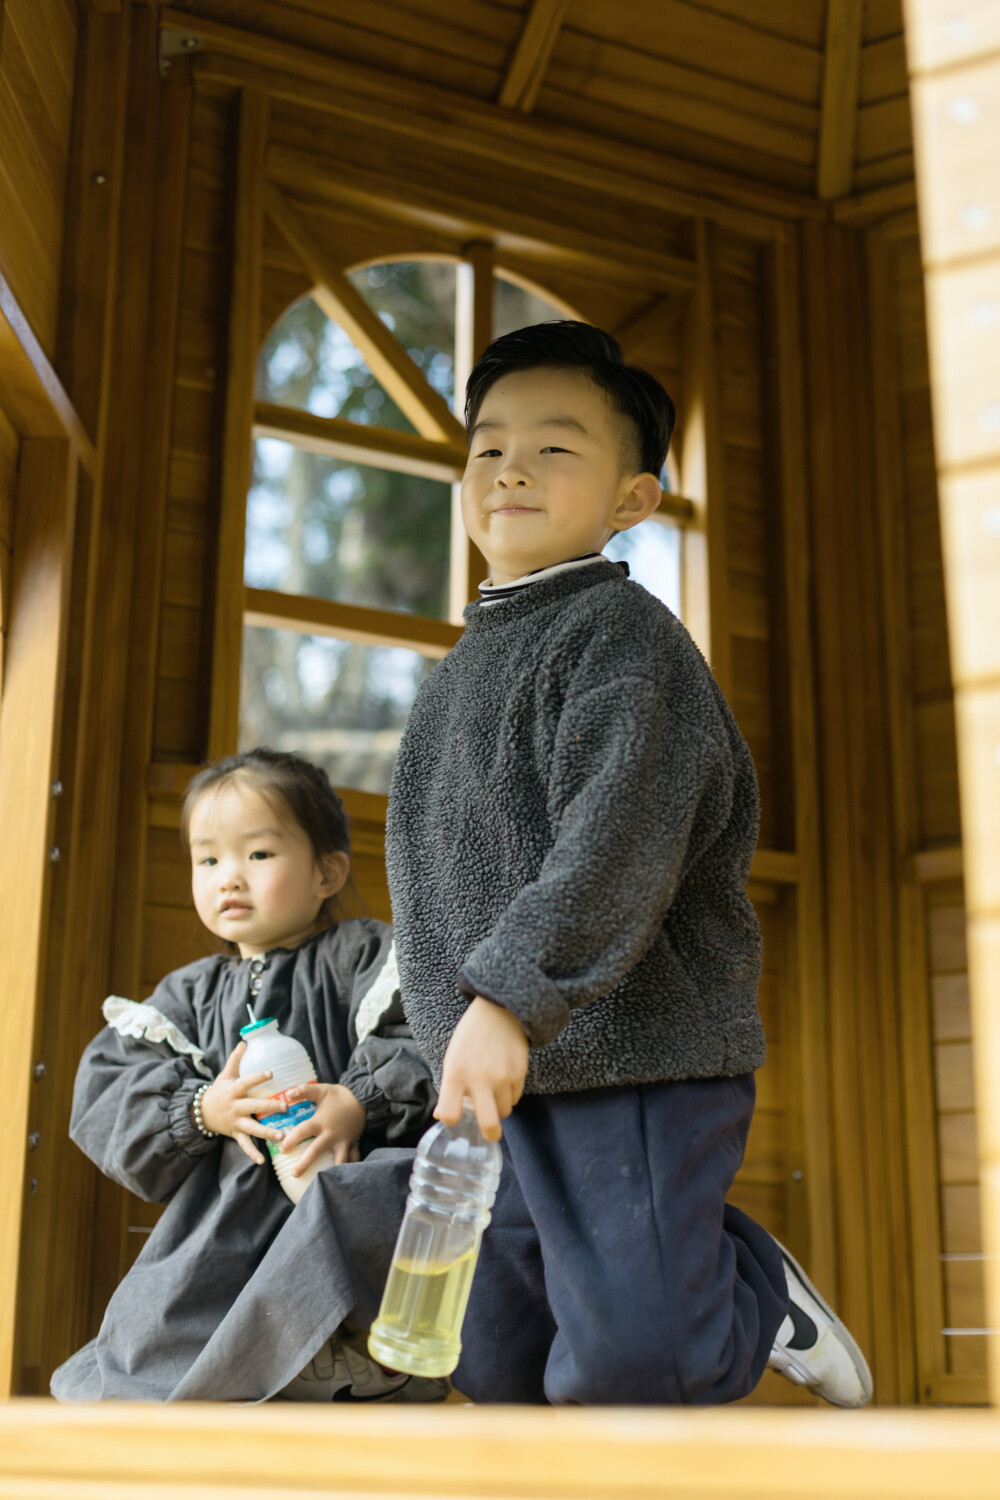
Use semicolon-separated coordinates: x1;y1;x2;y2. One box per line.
259;1087;317;1161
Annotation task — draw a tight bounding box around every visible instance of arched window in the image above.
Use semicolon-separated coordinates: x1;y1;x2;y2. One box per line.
239;254;688;794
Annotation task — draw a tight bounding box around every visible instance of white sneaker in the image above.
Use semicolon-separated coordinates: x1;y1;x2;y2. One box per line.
275;1332;447;1404
767;1241;873;1407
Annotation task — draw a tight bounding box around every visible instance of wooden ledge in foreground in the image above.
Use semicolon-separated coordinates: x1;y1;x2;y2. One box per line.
1;1402;1000;1499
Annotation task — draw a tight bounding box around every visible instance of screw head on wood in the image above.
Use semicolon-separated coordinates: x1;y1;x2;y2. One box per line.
92;172;108;186
28;1132;41;1151
33;1062;46;1080
51;781;63;797
48;846;61;864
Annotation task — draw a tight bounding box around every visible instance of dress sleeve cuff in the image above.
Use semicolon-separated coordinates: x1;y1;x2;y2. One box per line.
341;1075;391;1132
167;1076;221;1156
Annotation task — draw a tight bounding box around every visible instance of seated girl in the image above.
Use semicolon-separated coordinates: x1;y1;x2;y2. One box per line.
51;748;441;1404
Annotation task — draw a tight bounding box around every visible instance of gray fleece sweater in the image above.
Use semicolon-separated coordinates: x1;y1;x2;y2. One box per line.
386;560;765;1094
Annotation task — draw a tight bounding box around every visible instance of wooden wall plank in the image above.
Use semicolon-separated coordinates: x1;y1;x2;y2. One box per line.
761;228;836;1293
206;87;268;761
567;0;823;105
0;0;78;357
0;439;75;1395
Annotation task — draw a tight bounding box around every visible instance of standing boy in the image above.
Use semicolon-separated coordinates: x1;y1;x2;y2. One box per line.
386;322;871;1407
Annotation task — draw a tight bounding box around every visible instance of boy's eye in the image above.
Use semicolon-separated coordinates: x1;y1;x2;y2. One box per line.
476;448;502;459
541;446;569;453
198;856;217;868
249;849;273;861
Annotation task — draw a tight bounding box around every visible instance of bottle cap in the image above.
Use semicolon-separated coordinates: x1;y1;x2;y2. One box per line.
240;1016;277;1038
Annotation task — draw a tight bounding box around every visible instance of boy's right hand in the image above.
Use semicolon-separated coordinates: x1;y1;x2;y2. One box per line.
198;1041;285;1165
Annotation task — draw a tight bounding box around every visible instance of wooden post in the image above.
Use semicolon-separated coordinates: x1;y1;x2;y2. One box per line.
451;240;492;619
799;218;917;1403
761;228;837;1299
681;220;730;701
904;0;1000;1402
0;439;76;1397
207;88;268;763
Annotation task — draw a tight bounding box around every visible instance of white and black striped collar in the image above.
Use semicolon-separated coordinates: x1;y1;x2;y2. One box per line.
477;552;615;607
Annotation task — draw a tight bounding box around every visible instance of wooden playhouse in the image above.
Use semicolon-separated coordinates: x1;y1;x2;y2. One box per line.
1;0;999;1493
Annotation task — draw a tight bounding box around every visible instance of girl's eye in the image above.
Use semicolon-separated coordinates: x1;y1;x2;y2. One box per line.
541;446;569;454
249;850;273;861
476;449;502;459
199;856;217;867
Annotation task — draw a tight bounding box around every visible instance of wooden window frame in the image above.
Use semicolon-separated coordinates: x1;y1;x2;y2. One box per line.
210;175;700;771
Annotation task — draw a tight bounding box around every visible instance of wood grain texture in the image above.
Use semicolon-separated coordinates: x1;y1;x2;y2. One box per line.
5;1400;1000;1498
0;439;75;1395
0;0;78;357
0;271;95;469
817;0;865;199
206;88;268;762
497;0;567;111
181;17;821;237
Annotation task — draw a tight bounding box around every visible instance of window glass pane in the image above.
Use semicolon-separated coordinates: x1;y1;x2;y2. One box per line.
493;273;572;339
347;260;457;412
256;294;413;433
246;438;451;620
256;264;457;430
240;626;437;795
605;518;682;616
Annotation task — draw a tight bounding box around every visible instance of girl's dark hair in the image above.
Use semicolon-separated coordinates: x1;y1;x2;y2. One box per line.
181;748;355;928
464;320;676;478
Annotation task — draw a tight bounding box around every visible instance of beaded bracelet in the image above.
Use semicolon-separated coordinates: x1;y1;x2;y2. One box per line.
191;1083;217;1137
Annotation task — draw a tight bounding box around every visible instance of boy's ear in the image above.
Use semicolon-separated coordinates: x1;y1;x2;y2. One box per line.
609;472;662;533
318;850;350;899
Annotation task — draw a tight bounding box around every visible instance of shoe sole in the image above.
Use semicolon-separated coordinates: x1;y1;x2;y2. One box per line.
773;1239;874;1407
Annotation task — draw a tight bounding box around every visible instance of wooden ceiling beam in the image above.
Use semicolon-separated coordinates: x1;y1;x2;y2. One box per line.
264;183;466;446
816;0;865;200
253;402;467;481
172;13;824;237
267;144;700;297
497;0;568;113
613;296;686;361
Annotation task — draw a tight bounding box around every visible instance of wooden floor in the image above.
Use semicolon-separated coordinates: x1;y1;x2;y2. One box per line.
1;1401;1000;1499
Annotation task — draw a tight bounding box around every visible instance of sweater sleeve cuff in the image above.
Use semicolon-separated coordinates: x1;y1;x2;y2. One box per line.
457;952;569;1047
167;1077;221;1156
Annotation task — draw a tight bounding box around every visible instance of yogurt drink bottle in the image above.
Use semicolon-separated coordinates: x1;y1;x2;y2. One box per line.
368;1102;502;1376
238;1016;336;1204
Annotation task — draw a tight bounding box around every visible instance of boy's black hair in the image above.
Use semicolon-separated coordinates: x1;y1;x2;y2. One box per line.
464;320;676;478
181;747;356;930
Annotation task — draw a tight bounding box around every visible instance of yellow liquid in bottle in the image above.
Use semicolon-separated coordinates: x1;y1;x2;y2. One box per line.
368;1251;477;1377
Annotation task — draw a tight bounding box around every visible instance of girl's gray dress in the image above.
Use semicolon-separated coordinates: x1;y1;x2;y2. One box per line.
51;919;434;1403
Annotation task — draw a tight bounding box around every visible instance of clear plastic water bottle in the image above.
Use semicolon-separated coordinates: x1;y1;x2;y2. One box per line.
238;1016;336;1204
368;1102;502;1377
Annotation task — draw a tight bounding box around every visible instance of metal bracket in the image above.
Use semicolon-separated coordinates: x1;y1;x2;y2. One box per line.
158;26;204;80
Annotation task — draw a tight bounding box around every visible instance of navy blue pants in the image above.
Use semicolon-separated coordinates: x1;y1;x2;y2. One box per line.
454;1074;789;1405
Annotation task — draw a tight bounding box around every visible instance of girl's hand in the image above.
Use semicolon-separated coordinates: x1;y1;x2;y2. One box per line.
280;1082;367;1174
198;1041;285;1165
435;996;529;1141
